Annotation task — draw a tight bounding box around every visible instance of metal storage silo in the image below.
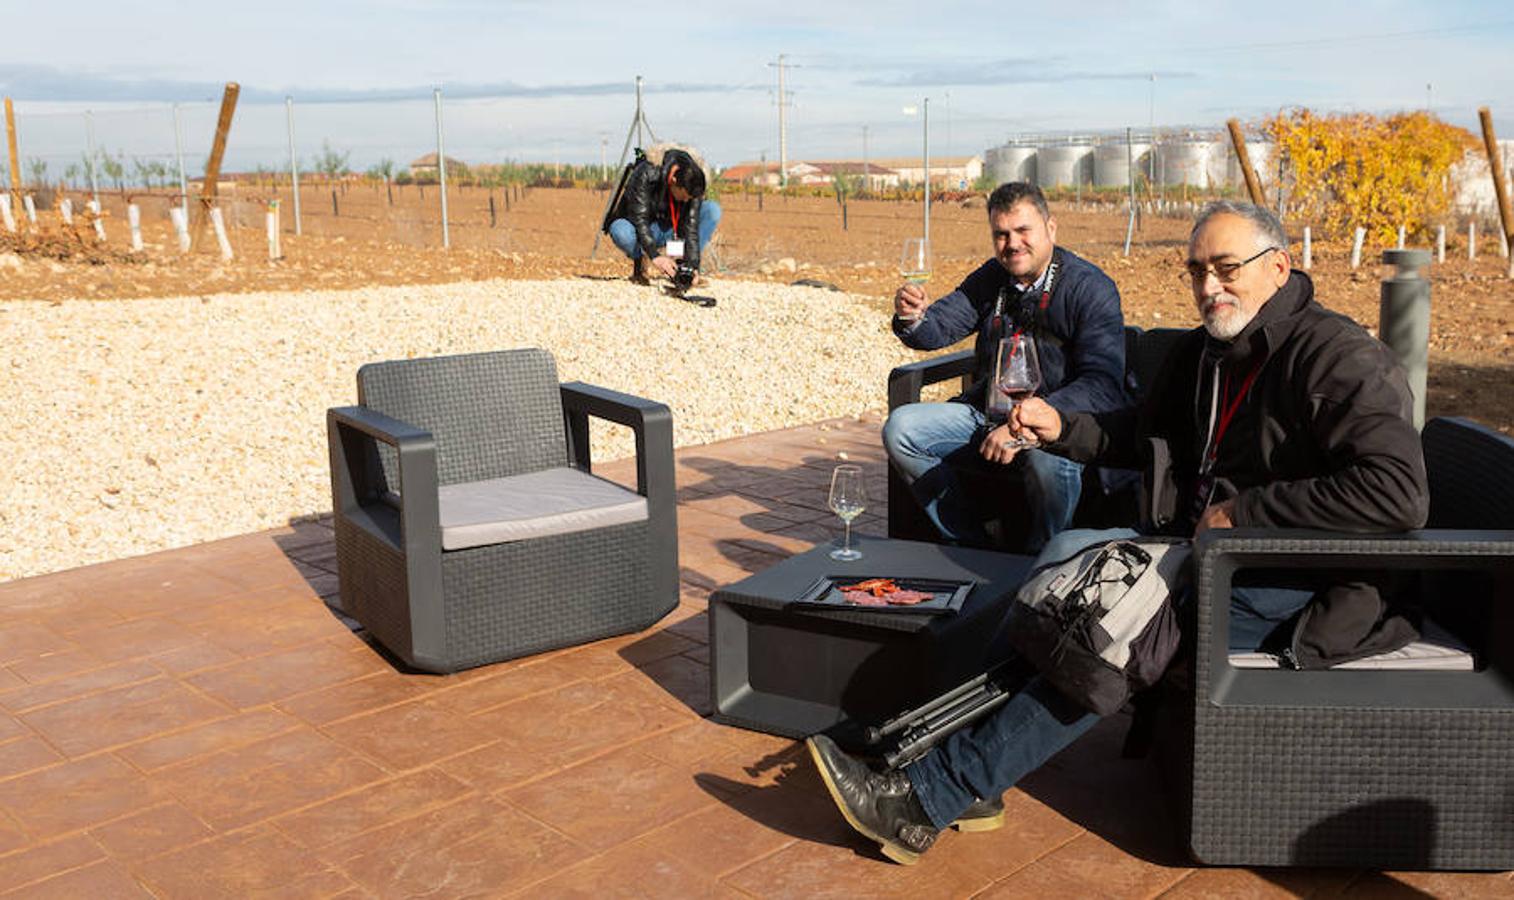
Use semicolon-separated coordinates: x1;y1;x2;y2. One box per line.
1094;140;1151;188
1157;140;1211;188
986;144;1037;185
1204;141;1232;188
1037;144;1093;188
1243;141;1273;186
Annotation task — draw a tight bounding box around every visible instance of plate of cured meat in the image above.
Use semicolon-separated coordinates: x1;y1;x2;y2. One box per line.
790;575;974;616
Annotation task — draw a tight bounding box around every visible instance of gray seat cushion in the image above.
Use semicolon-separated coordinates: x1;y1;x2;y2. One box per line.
438;467;648;551
1228;618;1475;671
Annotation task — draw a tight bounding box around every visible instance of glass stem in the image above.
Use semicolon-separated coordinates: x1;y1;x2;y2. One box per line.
843;518;852;554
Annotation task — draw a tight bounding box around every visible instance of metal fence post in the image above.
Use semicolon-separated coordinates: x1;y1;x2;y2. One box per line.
85;110;100;209
173;103;188;219
286;96;302;236
1380;249;1432;430
435;87;449;249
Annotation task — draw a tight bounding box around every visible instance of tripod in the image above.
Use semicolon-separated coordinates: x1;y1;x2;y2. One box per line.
590;75;658;258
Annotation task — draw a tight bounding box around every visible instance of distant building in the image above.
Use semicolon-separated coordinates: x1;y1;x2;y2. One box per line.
720;159;900;190
408;153;467;179
806;161;900;191
718;162;781;187
871;155;983;189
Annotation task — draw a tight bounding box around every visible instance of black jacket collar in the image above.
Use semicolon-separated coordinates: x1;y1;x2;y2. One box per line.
1204;270;1314;367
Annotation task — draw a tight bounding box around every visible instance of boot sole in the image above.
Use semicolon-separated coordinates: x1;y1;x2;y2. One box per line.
805;737;922;866
952;811;1005;833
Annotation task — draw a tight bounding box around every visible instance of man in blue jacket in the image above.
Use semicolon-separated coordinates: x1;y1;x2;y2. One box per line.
883;181;1128;552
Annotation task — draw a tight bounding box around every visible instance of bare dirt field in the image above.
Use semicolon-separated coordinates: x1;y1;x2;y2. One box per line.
4;183;1513;436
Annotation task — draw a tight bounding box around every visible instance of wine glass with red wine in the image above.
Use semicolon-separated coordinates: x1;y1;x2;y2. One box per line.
994;334;1042;448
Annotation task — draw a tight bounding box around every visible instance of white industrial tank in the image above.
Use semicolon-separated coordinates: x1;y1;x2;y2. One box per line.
985;144;1038;185
1094;140;1151;188
1157;140;1211;188
1037;144;1093;188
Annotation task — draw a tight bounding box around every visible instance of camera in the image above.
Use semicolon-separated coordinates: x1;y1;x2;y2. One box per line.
673;262;696;292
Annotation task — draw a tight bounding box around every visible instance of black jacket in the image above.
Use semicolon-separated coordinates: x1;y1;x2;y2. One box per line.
1049;271;1430;666
611;147;704;270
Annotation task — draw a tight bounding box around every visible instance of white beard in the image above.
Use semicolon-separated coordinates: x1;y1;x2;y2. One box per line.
1201;296;1254;341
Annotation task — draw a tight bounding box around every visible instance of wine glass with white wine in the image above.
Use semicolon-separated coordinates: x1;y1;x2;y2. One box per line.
898;238;931;322
828;464;867;561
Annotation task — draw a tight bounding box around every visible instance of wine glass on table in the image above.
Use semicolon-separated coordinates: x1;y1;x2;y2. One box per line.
897;238;931;322
828;464;867;561
993;333;1043;448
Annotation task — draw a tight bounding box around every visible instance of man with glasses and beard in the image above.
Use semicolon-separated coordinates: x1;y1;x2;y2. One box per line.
808;200;1428;866
883;181;1129;554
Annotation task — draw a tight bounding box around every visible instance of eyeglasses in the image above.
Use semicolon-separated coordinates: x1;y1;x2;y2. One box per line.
1181;247;1278;285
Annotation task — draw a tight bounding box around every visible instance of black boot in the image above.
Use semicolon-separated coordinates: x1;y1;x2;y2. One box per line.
630;257;650;285
953;795;1005;832
807;734;940;864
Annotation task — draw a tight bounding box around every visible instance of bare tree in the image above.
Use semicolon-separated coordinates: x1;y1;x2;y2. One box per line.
25;157;48;188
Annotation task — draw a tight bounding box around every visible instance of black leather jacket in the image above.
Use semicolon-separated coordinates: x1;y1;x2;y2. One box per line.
1049;272;1431;668
612;148;703;269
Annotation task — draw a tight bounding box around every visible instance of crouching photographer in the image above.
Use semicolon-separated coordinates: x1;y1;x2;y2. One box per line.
604;142;721;287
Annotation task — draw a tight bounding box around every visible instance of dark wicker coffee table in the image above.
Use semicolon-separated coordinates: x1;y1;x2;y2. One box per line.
708;535;1033;744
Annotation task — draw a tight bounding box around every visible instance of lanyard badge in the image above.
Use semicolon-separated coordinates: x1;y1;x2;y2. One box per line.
1189;361;1263;523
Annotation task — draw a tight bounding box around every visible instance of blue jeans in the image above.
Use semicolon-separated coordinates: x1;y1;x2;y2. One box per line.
607;199;722;261
882;401;1083;552
907;525;1314;829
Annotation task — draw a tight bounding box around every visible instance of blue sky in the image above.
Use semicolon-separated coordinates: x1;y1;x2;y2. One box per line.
3;1;1513;175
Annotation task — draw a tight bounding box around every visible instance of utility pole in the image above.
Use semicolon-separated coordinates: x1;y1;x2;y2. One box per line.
944;91;951;162
1148;73;1157;185
862;125;869;193
768;54;797;188
923;97;931;247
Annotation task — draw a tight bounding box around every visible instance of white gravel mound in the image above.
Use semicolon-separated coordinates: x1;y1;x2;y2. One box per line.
0;278;918;580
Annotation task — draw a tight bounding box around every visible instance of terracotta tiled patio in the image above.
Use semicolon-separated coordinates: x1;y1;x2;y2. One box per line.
1;414;1510;897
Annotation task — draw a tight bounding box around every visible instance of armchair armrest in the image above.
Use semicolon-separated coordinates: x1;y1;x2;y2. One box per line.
559;382;675;508
1192;527;1514;710
887;350;975;411
327;405;440;553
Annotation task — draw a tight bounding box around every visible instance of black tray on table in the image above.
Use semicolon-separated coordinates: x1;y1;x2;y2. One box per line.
788;575;974;616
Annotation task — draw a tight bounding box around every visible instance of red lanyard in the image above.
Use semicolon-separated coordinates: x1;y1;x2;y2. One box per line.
1207;363;1263;463
667;175;680;233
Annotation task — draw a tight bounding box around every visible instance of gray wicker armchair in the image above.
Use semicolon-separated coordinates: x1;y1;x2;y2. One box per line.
1184;416;1514;870
327;348;678;673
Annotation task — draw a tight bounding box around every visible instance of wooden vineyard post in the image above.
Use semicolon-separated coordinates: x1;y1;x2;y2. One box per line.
1227;119;1266;207
191;82;241;251
1478;107;1514;278
5;98;22;221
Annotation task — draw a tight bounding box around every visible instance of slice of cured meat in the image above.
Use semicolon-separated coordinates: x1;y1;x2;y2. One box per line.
885;589;932;605
841;590;888;606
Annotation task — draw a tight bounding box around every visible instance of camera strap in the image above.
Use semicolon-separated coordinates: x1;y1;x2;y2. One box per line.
990;247;1063;347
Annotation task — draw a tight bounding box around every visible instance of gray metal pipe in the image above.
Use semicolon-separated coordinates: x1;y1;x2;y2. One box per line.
434;87;449;250
286;96;301;236
1380;249;1432;429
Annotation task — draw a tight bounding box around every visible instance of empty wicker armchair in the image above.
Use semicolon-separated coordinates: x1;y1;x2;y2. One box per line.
327;348;678;673
1183;416;1514;870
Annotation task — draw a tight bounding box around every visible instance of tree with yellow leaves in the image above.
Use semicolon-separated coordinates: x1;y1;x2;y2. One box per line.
1266;109;1475;242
